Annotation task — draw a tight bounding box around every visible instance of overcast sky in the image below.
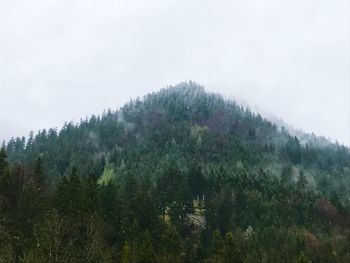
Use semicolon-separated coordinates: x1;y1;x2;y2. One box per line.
0;0;349;145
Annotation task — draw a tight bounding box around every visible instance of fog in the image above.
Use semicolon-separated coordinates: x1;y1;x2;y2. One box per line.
0;0;349;145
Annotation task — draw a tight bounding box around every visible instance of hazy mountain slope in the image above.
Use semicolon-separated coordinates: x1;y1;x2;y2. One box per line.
1;82;350;262
5;82;350;197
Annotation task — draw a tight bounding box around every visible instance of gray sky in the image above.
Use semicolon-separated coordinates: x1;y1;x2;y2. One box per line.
0;0;349;145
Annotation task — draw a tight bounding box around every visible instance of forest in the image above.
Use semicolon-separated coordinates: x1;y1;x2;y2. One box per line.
1;82;349;262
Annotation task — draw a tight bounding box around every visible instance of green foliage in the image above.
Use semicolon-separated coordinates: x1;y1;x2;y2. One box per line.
138;231;156;263
222;232;242;263
160;223;184;262
121;242;132;263
1;83;349;262
286;136;302;164
209;230;224;262
294;252;312;263
98;164;116;185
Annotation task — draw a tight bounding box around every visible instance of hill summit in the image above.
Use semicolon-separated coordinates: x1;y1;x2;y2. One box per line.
6;82;349;195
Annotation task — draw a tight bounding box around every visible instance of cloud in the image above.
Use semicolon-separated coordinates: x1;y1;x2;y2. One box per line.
0;0;349;145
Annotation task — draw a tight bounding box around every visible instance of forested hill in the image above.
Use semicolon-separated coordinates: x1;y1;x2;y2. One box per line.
5;82;349;196
1;82;350;262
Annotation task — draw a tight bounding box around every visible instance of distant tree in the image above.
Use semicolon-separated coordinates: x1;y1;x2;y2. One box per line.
286;136;302;164
294;252;312;263
121;242;132;263
138;230;155;263
281;165;293;185
0;149;16;216
209;229;223;263
188;164;208;198
34;157;45;191
222;232;242;263
160;224;183;263
297;171;307;190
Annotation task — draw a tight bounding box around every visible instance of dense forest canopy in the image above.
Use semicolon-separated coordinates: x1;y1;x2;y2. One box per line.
1;82;349;262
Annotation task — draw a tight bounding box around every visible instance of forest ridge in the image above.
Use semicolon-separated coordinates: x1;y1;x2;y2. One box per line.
1;82;349;262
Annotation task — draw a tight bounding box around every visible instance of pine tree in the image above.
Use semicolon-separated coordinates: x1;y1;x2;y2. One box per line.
160;224;183;262
138;230;155;263
222;232;242;263
121;242;132;263
209;229;223;263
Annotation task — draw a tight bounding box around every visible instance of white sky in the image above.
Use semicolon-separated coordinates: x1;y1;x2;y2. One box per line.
0;0;349;145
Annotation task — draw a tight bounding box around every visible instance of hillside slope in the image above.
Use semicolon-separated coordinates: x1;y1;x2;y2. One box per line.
1;82;349;262
5;82;349;196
